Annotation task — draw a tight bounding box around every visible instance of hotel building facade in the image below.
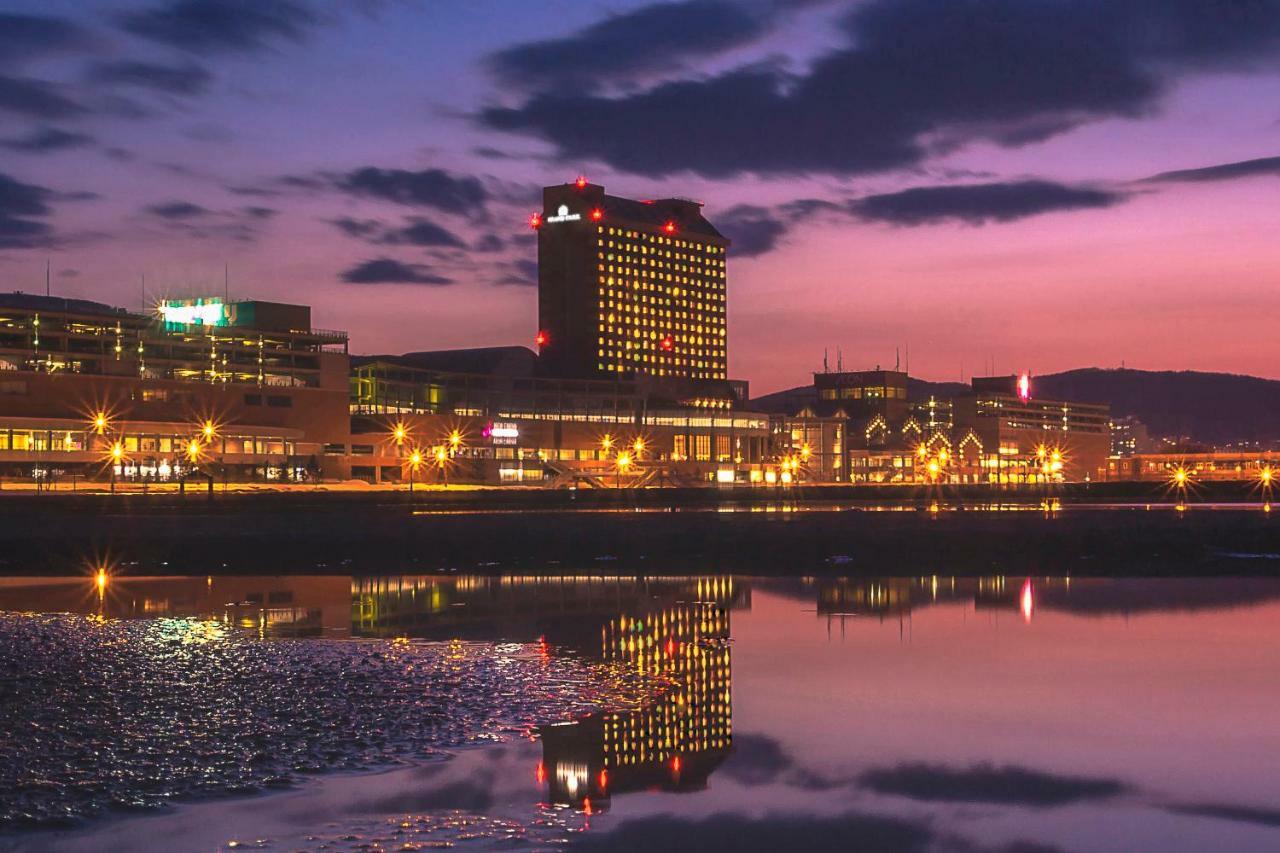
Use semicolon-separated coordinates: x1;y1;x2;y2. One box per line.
536;180;729;381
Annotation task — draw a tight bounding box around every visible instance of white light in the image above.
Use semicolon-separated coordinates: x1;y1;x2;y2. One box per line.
489;426;519;439
160;300;226;326
716;468;735;483
547;204;581;223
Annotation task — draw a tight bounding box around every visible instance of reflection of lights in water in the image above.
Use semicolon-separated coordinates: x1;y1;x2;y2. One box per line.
556;762;589;797
95;568;107;593
1020;578;1034;623
534;760;546;785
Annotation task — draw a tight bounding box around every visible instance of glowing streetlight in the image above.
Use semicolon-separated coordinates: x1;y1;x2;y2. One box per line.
615;451;632;488
434;445;449;487
408;448;423;493
186;438;202;465
800;444;812;462
109;440;125;493
632;437;646;458
201;420;217;441
392;422;408;447
91;411;109;435
448;429;462;451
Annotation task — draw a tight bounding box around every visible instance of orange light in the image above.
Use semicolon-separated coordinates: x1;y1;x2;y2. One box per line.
665;637;676;656
201;420;217;441
601;434;613;451
575;175;587;189
392;423;407;445
449;430;462;448
92;412;108;434
671;755;682;774
186;438;202;463
110;441;125;462
590;208;604;221
659;334;674;351
598;769;608;789
583;797;593;815
535;761;546;785
95;568;107;592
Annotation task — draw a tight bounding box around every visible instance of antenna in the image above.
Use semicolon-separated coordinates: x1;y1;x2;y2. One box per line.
895;347;900;371
823;348;828;373
905;342;909;375
837;348;843;371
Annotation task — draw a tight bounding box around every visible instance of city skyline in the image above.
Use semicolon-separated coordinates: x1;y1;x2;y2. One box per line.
2;1;1279;393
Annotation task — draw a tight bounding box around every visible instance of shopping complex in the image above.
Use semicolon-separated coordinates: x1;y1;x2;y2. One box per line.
1;178;1272;489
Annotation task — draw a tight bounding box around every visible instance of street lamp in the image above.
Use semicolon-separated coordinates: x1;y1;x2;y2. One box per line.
434;445;449;487
632;437;645;459
615;451;632;488
392;422;408;447
109;440;125;493
408;448;423;493
91;411;109;435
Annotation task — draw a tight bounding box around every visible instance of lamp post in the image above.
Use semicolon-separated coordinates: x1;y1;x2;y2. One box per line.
408;448;423;493
615;451;632;489
434;445;448;488
109;440;124;494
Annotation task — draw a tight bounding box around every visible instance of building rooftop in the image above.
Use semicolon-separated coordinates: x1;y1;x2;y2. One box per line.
0;292;134;319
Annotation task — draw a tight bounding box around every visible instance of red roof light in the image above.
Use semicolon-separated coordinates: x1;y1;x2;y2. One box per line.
529;212;542;230
659;335;674;352
663;221;676;234
575;175;588;189
590;208;604;222
535;330;549;348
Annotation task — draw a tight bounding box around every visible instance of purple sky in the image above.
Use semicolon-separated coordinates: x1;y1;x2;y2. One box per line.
2;0;1278;393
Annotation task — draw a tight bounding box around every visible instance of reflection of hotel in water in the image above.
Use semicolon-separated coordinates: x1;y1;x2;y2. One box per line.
540;581;734;811
350;573;739;812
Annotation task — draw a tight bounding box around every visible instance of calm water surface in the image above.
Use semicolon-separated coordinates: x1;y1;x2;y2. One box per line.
2;572;1279;852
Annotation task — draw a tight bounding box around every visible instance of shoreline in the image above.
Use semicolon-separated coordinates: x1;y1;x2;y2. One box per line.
0;493;1275;577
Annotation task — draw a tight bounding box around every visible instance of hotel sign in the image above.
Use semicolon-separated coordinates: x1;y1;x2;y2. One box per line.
487;421;520;445
546;204;580;223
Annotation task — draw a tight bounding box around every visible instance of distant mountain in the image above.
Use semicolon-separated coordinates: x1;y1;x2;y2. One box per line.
754;368;1280;445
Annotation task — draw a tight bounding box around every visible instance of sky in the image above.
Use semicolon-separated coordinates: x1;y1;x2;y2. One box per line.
1;0;1278;394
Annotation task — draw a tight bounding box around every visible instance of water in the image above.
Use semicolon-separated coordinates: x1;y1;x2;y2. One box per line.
2;573;1279;851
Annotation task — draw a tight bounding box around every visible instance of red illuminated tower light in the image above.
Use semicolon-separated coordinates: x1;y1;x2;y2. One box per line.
660;335;674;352
663;221;677;234
535;330;549;348
529;212;542;230
575;175;588;189
590;208;604;222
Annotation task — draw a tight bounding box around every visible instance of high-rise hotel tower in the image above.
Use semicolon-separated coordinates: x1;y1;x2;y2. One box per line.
534;179;729;380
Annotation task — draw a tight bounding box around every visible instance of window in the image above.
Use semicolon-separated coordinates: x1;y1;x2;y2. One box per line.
244;393;263;406
673;435;687;459
323;443;345;456
267;395;292;408
351;444;374;456
141;389;169;402
716;435;731;462
695;434;711;461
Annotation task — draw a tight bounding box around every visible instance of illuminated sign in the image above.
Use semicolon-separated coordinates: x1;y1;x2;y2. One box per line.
546;204;580;223
486;422;519;445
159;299;227;326
1017;372;1031;401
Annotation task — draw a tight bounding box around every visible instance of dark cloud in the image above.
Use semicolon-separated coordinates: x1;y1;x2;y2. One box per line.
570;811;934;853
482;0;1280;177
488;0;770;91
1165;802;1280;828
1;126;95;154
858;763;1128;806
92;60;213;96
0;75;85;120
0;172;56;248
0;14;91;67
717;204;787;257
241;206;277;219
473;233;504;252
120;0;315;54
849;181;1126;226
333;167;489;217
340;258;455;286
145;200;210;219
717;733;794;786
492;258;538;287
327;216;466;248
1145;154;1280;184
